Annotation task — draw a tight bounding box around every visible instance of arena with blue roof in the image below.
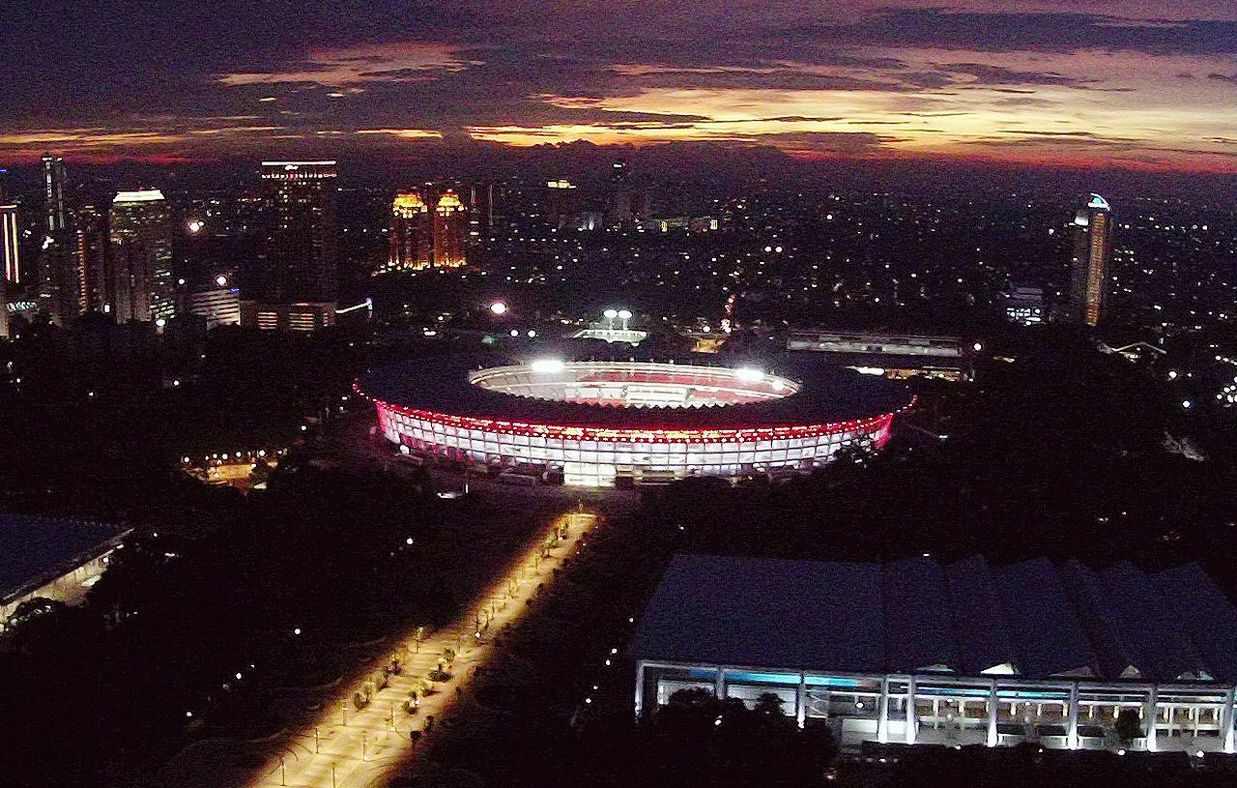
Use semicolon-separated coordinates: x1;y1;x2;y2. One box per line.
630;554;1237;754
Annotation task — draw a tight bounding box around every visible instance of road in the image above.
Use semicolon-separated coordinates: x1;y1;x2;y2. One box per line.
248;508;601;788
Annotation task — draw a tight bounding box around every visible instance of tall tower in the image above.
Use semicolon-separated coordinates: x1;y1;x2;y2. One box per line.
242;161;338;331
41;154;66;235
0;167;20;286
431;189;467;268
109;190;174;323
75;202;109;314
0;168;11;338
468;182;493;240
387;191;432;272
1068;193;1113;328
36;153;79;325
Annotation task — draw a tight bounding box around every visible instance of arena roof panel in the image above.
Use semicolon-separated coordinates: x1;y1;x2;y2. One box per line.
627;555;885;673
0;514;127;602
631;555;1237;682
358;353;913;431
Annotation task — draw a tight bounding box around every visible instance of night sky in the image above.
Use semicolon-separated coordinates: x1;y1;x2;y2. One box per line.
2;1;1234;171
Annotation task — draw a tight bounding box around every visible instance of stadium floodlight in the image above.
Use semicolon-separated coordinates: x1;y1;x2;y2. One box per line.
735;367;764;382
530;358;566;374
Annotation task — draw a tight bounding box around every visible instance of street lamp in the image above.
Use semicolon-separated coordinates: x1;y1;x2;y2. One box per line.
489;301;508;316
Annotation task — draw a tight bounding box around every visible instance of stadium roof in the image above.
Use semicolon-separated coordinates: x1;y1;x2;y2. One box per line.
358;352;913;430
0;514;128;603
629;554;1237;683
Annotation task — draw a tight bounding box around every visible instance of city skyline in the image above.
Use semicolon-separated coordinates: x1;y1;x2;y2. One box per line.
0;2;1234;173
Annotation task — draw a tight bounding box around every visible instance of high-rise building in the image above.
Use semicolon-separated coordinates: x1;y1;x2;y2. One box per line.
0;169;10;338
1068;193;1113;328
75;203;109;313
241;161;338;331
0;167;19;287
109;189;174;323
386;191;432;272
41;154;66;235
469;182;494;239
431;189;468;269
381;187;469;274
36;153;79;325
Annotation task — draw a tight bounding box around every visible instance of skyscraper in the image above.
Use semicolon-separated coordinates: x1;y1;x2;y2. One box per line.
41;154;66;235
36;153;79;325
0;167;19;284
431;189;468;269
0;169;10;338
380;187;469;274
386;191;432;272
241;161;338;331
469;182;494;239
109;189;174;323
1068;193;1113;327
75;203;109;314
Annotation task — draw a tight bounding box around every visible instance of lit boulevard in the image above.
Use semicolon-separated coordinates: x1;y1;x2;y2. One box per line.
250;508;599;787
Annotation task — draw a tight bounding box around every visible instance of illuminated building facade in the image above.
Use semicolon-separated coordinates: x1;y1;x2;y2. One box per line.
359;356;912;488
0;167;20;286
109;190;174;322
0;168;13;337
387;191;432;271
431;189;467;268
242;161;338;330
381;187;469;273
632;555;1237;755
36;153;78;325
74;203;108;313
1069;194;1113;328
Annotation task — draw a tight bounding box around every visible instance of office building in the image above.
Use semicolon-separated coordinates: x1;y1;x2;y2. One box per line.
1068;194;1114;327
631;554;1237;754
185;272;240;328
386;191;432;272
431;189;467;269
74;203;109;313
241;161;338;330
41;153;66;235
109;189;174;323
787;330;974;382
36;153;79;325
469;182;494;239
1003;284;1045;326
0;167;20;285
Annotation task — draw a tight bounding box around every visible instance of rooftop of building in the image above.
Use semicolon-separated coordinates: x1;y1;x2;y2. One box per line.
0;513;129;603
628;554;1237;683
357;352;914;430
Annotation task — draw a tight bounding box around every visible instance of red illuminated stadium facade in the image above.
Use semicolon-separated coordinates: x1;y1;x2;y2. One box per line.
356;357;913;487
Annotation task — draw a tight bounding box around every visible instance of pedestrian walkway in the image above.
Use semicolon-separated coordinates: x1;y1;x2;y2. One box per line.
251;509;598;787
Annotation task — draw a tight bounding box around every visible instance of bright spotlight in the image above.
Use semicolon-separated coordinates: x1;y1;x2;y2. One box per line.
735;367;764;382
530;359;566;374
489;301;508;316
603;309;618;320
187;219;204;234
215;274;228;287
617;309;633;320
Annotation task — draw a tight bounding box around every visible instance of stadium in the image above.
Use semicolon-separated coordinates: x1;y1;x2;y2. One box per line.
356;354;913;488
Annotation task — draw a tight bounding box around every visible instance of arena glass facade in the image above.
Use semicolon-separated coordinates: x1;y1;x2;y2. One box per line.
360;359;912;488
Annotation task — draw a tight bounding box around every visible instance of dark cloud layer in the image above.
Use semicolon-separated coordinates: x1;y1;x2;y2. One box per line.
0;2;1233;171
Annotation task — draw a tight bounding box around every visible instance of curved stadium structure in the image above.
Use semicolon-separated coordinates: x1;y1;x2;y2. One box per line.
357;355;913;487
